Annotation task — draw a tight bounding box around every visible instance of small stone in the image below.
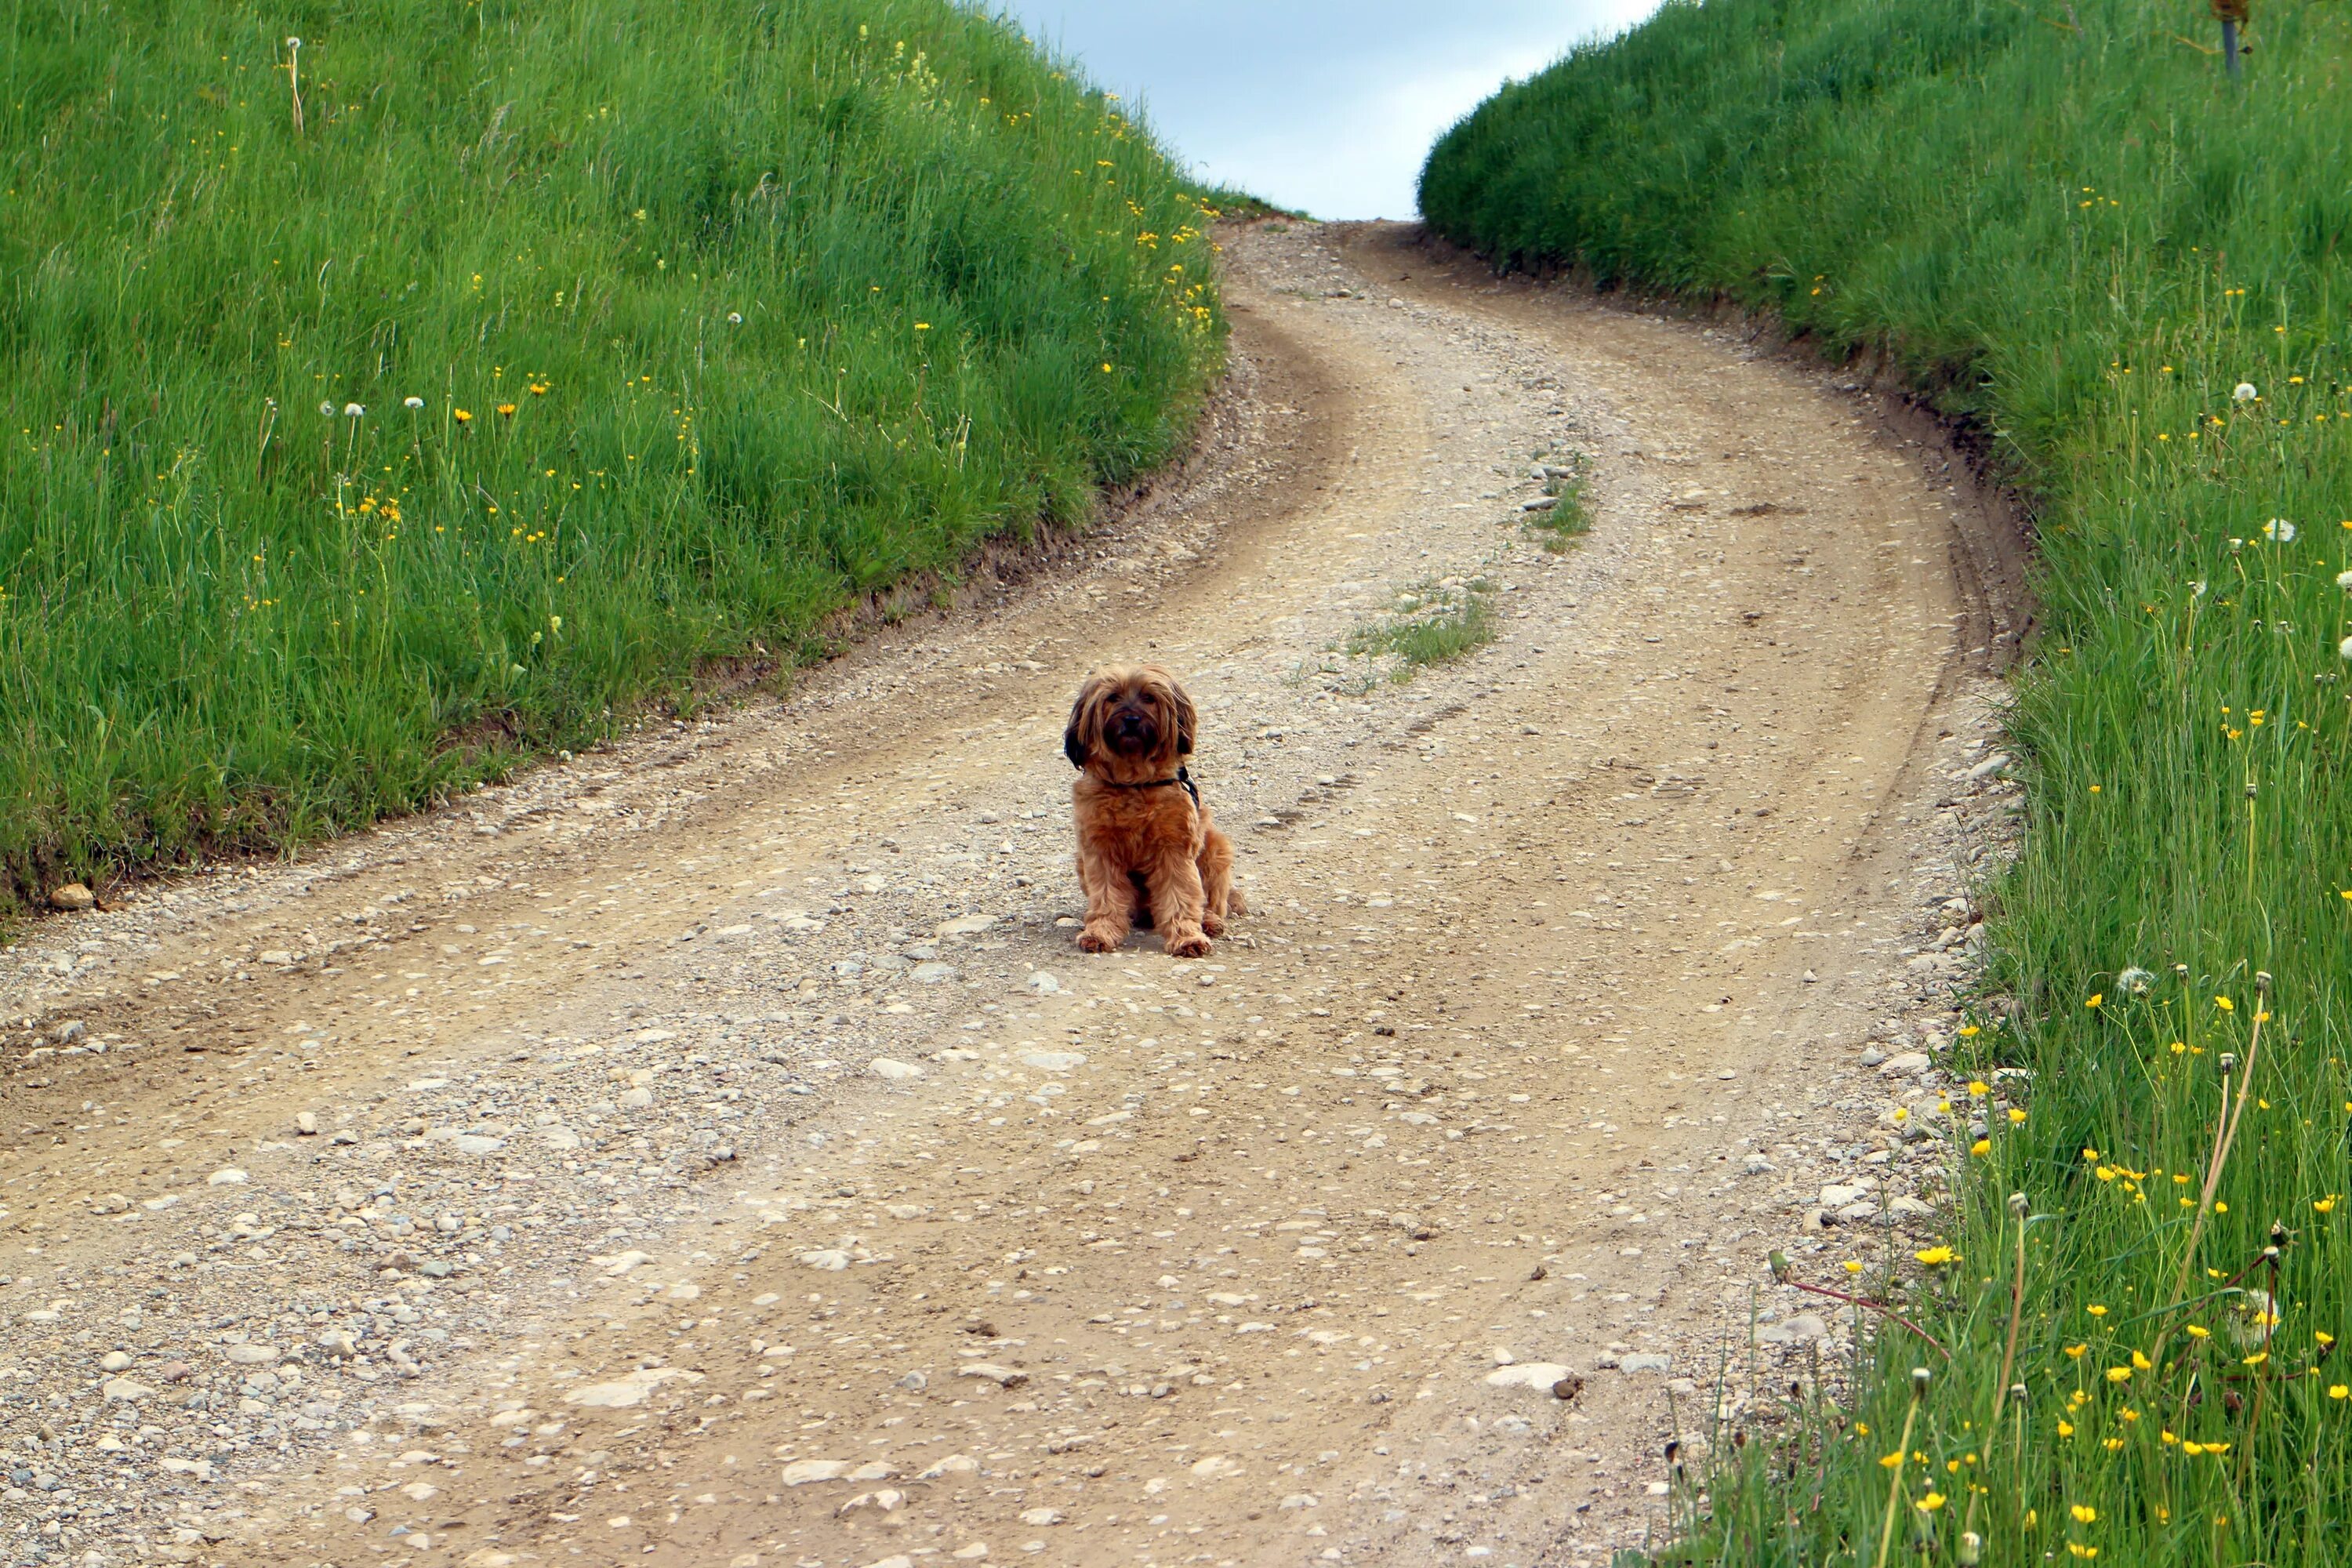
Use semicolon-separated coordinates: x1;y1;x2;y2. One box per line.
295;1112;319;1135
935;914;998;938
1016;1508;1064;1526
318;1330;358;1359
910;963;957;985
1739;1153;1774;1176
1482;1363;1574;1392
100;1351;133;1373
917;1454;981;1482
1759;1313;1831;1345
224;1344;280;1366
896;1370;928;1392
782;1459;850;1486
1858;1046;1886;1066
958;1362;1029;1389
207;1167;249;1186
869;1058;924;1083
49;883;95;913
101;1377;154;1403
1023;971;1062;996
1880;1051;1932;1076
951;1546;990;1562
158;1359;193;1383
562;1367;702;1408
619;1087;654;1110
799;1249;852;1271
1618;1353;1671;1374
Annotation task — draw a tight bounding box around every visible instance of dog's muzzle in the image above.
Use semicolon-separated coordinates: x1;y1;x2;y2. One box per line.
1108;709;1158;754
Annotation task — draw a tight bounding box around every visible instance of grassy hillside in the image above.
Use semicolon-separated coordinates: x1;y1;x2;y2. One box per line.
0;0;1225;912
1426;2;2352;1563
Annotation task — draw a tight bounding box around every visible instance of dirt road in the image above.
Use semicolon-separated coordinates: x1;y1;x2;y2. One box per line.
0;223;2024;1568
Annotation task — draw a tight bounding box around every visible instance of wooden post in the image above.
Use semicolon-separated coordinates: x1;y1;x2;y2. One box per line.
2211;0;2248;78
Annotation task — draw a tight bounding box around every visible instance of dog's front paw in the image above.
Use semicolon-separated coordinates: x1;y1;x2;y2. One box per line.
1200;913;1226;938
1076;924;1125;953
1163;927;1213;959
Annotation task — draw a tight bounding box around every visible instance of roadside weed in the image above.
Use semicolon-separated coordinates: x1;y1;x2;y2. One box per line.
1345;575;1499;679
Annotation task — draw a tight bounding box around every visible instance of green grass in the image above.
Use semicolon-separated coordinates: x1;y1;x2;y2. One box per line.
1524;463;1591;552
1425;2;2352;1563
0;0;1225;915
1345;575;1498;677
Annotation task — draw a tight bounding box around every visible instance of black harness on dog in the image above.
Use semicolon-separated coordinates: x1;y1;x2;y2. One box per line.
1096;765;1201;811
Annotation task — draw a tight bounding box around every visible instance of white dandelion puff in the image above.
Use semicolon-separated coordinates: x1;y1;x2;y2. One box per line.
2118;967;2154;996
404;395;426;410
2336;569;2352;590
2190;579;2209;597
2264;518;2296;543
727;311;743;325
343;401;365;419
2234;382;2259;403
2339;634;2352;661
318;400;336;417
2233;1288;2280;1348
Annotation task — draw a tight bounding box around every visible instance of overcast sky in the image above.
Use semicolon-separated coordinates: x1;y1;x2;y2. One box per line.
988;0;1663;220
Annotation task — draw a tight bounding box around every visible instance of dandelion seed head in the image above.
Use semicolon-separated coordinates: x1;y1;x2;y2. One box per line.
318;401;335;416
404;396;425;410
343;402;364;418
727;311;743;325
2118;966;2154;995
2264;517;2296;543
2234;382;2258;402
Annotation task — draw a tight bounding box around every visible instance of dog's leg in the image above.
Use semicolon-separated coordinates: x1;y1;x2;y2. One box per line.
1196;821;1237;938
1076;848;1131;954
1145;849;1211;957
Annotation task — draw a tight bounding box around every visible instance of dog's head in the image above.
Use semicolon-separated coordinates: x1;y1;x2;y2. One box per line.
1065;665;1196;777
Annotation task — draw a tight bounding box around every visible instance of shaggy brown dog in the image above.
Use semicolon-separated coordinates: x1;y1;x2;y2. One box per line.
1063;665;1242;956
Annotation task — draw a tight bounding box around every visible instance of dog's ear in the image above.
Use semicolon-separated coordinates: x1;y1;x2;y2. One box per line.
1064;675;1105;770
1165;673;1197;757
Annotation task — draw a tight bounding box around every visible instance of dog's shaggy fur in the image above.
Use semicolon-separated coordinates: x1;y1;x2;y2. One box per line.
1063;665;1242;956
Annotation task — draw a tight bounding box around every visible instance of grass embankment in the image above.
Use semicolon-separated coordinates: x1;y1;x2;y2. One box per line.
1425;2;2352;1562
0;0;1225;914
